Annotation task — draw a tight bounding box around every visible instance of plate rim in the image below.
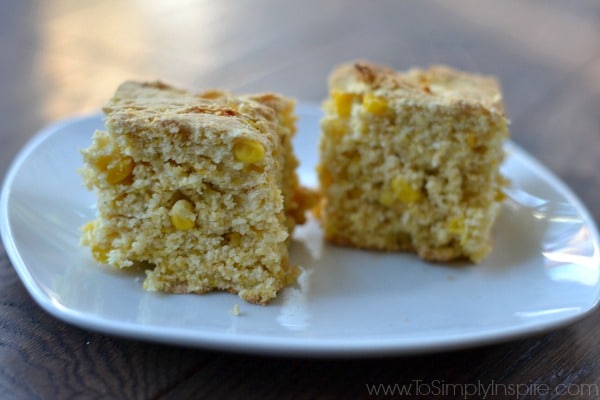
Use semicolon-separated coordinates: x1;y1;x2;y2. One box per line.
1;108;599;357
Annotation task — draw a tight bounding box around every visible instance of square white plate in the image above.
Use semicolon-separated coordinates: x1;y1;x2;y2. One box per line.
1;103;599;356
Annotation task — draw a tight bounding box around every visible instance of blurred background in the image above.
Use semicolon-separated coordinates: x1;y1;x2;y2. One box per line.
1;0;599;217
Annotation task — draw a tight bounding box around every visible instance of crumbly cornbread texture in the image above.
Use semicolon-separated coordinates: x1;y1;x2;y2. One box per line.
81;81;314;304
318;62;509;262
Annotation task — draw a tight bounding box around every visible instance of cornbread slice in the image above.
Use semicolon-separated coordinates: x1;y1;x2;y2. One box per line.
81;81;314;304
317;62;509;262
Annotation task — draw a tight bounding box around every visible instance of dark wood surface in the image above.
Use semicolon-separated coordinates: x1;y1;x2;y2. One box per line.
1;1;599;398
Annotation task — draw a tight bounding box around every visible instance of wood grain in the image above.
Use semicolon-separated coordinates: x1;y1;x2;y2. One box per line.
0;0;598;398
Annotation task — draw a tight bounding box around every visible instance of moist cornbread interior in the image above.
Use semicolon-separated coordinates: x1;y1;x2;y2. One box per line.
318;62;509;262
81;81;314;304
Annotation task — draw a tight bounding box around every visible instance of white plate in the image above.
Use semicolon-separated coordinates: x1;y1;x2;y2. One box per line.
1;104;599;357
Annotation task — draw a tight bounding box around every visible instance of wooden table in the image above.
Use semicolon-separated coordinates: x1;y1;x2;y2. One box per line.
1;1;599;398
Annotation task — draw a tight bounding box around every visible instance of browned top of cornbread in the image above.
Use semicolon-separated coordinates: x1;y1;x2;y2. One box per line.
328;61;505;115
103;81;294;138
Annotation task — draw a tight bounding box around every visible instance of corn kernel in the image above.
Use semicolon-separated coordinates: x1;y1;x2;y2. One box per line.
91;245;109;264
106;156;134;184
333;91;355;118
169;199;196;230
94;155;112;171
233;138;265;163
447;217;464;234
363;94;388;115
391;177;421;203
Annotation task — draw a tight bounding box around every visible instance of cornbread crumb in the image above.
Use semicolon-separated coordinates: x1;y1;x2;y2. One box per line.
317;61;509;262
81;81;315;304
230;304;241;316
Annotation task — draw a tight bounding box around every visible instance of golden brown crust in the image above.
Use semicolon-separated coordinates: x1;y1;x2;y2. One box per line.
103;81;285;139
328;61;415;94
328;61;505;115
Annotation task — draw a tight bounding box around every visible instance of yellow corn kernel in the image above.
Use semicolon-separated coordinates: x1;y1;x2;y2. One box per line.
333;91;355;118
447;217;464;234
233;138;265;164
91;245;109;264
94;155;112;171
169;199;196;230
363;93;388;115
106;156;135;184
390;177;421;203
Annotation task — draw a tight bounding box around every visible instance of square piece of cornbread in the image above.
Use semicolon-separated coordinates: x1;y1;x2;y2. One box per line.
318;62;509;262
81;81;313;304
